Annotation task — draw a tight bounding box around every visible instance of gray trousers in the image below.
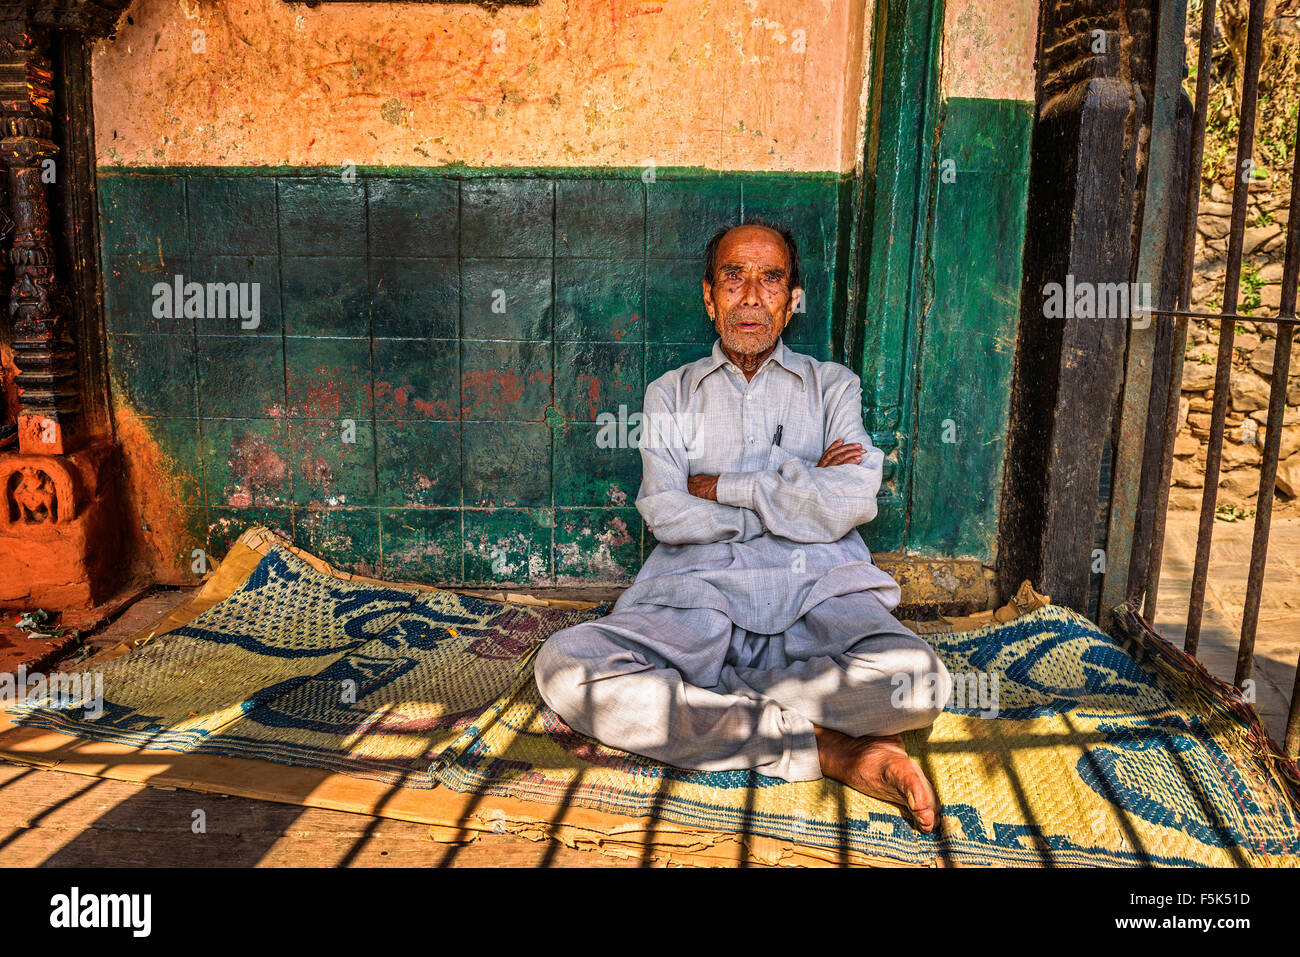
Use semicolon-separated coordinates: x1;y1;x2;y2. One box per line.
533;591;953;782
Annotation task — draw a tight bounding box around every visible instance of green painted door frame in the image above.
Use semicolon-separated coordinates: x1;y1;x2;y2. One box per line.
838;0;946;553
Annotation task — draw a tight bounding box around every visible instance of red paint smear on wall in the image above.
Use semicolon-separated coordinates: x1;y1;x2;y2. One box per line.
372;379;456;420
580;374;602;422
227;430;288;505
462;368;530;420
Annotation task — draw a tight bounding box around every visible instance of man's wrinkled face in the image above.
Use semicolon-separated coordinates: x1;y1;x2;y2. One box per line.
703;225;801;357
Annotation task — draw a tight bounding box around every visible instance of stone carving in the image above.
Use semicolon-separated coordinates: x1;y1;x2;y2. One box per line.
10;465;56;523
0;453;76;525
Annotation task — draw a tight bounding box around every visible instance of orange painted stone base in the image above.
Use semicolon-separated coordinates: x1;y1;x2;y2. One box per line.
0;440;123;613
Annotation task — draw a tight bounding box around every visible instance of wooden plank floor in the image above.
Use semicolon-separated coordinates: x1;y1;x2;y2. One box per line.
1;585;639;867
0;761;630;867
1152;512;1299;743
3;518;1295;868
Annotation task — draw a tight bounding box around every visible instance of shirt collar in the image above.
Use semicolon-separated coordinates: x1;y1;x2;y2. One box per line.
687;337;808;394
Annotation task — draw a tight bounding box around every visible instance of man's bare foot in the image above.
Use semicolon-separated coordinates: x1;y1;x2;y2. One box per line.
814;725;941;833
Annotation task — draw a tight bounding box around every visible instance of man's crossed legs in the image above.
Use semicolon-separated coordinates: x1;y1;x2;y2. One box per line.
534;591;954;832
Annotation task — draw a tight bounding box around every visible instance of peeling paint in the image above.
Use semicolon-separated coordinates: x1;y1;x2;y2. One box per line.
942;0;1038;102
92;0;878;172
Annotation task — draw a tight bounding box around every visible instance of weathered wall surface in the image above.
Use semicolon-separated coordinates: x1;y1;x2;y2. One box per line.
940;0;1037;102
93;0;870;172
89;0;1040;590
98;167;840;583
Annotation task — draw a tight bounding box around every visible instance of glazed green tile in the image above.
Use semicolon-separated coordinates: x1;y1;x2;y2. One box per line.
785;257;832;346
646;342;712;384
367;178;458;258
463;508;553;584
740;177;837;263
554;341;642;423
107;333;197;417
372;338;458;420
554;508;641;583
647;179;742;257
379;509;461;583
641;518;657;562
187;176;278;256
142;416;203;507
460;178;553;258
788;340;832;362
375;420;461;507
99;174;189;259
370;257;458;338
207;507;294;558
282;256;370;337
103;255;192;336
462;421;551;507
292;509;381;575
278;178;367;256
556;179;643;259
287;418;377;508
646;259;713;342
202;418;293;508
460;340;551;421
189;256;281;336
554;259;643;342
461;258;551;340
553;424;642;507
860;499;906;555
284;337;372;419
196;335;287;418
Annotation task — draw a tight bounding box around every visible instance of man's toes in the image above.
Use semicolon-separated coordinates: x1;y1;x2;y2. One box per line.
892;761;939;832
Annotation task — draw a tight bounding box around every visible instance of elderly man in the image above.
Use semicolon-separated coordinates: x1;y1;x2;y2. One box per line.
534;220;952;832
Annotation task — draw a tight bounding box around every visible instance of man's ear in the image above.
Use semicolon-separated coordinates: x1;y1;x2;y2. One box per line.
701;277;716;322
781;286;802;328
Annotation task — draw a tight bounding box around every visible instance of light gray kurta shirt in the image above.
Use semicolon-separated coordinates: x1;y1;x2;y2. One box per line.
614;337;904;639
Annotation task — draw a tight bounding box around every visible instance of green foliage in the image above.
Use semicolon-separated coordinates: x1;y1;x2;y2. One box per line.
1240;266;1263;313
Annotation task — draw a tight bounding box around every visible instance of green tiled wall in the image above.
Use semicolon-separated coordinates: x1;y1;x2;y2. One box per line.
100;168;841;584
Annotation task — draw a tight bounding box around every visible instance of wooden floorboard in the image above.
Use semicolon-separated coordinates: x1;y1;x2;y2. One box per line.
0;761;631;867
5;517;1294;867
1152;512;1300;743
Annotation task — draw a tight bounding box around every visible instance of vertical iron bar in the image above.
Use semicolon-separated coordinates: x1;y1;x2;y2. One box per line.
1144;0;1218;622
1184;0;1268;656
1237;118;1300;691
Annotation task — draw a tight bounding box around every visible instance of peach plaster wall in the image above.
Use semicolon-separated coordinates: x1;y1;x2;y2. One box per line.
91;0;877;172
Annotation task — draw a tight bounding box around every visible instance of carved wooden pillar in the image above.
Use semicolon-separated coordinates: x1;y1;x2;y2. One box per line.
1;26;77;454
0;1;131;616
995;0;1160;616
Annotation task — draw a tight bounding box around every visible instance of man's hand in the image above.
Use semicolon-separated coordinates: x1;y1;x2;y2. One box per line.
687;474;719;501
817;438;864;468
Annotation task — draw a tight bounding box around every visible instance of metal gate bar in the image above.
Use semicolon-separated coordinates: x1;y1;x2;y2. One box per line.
1183;0;1268;658
1132;0;1300;758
